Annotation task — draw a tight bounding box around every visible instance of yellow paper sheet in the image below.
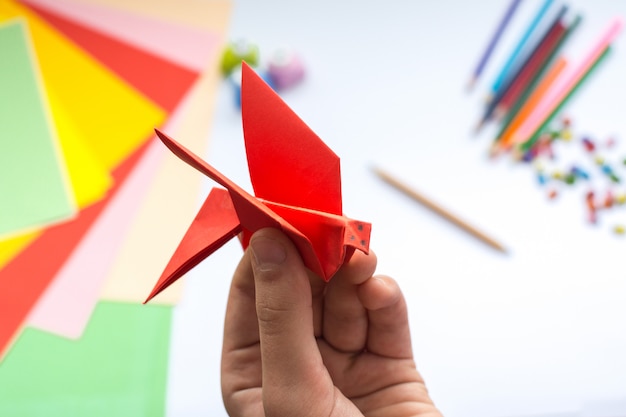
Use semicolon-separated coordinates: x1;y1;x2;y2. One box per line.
99;0;231;304
0;233;36;268
0;1;166;266
2;1;165;170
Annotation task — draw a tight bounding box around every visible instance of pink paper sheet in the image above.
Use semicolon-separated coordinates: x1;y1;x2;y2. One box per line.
21;1;219;338
25;140;164;338
20;0;219;72
25;79;198;339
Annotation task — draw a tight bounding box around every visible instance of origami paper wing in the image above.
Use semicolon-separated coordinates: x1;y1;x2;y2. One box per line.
241;63;342;215
145;63;371;302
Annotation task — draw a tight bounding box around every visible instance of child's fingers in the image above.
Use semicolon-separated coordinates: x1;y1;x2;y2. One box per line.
357;275;413;359
322;250;377;353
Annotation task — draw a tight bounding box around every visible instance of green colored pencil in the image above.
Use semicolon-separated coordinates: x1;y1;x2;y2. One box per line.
494;15;583;143
518;45;612;152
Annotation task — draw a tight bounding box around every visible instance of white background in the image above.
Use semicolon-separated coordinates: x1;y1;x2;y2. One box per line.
166;1;626;416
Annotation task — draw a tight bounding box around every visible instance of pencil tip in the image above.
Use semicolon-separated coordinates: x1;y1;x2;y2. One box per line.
493;105;506;122
474;119;485;134
488;239;509;254
488;143;501;158
510;148;524;161
466;77;477;92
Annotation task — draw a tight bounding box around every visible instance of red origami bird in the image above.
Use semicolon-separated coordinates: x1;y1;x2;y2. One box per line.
145;62;371;302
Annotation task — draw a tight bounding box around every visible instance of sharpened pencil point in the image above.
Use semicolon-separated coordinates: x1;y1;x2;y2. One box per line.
488;142;501;159
466;77;477;92
493;105;506;122
474;119;486;134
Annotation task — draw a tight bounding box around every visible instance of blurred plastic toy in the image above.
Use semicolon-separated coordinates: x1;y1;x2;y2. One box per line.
267;48;305;90
220;39;259;76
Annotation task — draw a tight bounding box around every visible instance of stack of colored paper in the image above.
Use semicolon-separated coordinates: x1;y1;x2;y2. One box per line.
0;0;231;414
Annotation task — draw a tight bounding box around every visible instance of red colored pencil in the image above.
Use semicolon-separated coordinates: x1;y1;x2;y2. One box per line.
495;19;566;119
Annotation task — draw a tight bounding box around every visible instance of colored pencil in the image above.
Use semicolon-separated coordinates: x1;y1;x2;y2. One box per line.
493;56;567;154
496;14;566;118
372;167;508;254
468;0;522;90
512;17;623;149
518;46;612;151
477;4;566;130
494;14;582;143
488;0;554;100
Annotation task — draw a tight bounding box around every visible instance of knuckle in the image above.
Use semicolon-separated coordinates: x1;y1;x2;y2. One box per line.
255;299;295;332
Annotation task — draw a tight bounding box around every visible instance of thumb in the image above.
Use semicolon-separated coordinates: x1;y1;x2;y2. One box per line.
249;228;328;409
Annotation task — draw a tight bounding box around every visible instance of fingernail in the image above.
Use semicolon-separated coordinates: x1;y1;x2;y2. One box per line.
250;236;286;269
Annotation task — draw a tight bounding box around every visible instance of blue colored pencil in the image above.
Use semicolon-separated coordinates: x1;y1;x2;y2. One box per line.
488;0;554;99
468;0;522;90
476;4;567;130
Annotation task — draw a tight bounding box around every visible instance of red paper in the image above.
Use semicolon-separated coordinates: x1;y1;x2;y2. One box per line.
146;63;372;302
0;140;150;358
22;0;198;111
0;7;201;357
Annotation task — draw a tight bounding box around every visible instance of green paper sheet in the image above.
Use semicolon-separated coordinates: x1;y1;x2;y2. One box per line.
0;302;172;416
0;19;75;238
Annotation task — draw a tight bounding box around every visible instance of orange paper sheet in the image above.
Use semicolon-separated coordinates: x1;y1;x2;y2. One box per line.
98;0;231;305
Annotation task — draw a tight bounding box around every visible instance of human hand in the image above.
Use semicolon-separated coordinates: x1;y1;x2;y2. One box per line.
221;228;443;416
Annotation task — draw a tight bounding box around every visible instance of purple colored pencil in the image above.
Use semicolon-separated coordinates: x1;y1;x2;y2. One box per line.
469;0;522;90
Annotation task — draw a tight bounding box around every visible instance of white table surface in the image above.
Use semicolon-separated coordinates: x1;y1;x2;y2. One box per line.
166;1;626;416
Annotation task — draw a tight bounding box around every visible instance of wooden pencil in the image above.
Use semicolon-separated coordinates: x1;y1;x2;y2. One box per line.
372;166;508;254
